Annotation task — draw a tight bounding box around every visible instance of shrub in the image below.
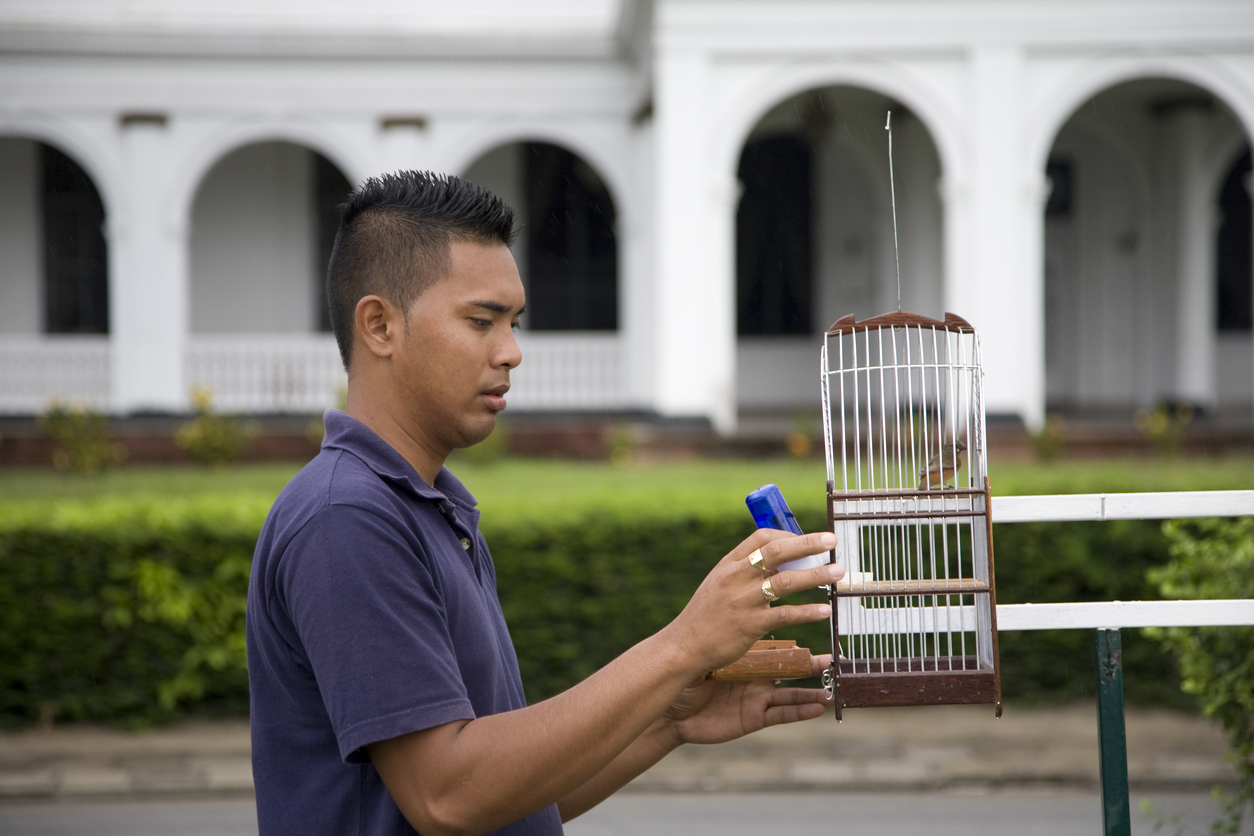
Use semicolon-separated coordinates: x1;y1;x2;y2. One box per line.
1147;518;1254;834
1030;414;1066;461
455;418;509;467
1134;402;1195;456
0;494;1200;726
0;498;266;727
39;401;126;474
176;388;258;468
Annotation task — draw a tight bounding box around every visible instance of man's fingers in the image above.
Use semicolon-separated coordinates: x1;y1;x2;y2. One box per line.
763;702;827;727
760;602;832;631
735;529;836;571
762;687;829;727
809;653;833;676
763;562;843;599
755;531;836;572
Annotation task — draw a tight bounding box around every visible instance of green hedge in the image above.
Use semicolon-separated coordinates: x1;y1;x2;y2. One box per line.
495;511;1190;708
0;496;1203;726
0;499;267;727
1149;518;1254;831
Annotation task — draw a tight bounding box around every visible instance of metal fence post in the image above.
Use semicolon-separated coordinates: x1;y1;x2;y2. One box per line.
1096;628;1131;836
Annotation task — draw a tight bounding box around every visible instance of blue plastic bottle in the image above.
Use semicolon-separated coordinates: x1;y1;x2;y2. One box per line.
745;484;827;572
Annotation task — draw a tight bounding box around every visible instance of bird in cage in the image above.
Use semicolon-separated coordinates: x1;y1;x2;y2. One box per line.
918;441;967;490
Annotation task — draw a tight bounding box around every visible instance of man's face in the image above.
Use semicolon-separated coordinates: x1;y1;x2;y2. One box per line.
392;240;524;455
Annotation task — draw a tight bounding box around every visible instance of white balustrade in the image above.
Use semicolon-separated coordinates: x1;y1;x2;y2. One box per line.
0;332;629;414
508;332;627;410
0;335;110;414
185;334;346;414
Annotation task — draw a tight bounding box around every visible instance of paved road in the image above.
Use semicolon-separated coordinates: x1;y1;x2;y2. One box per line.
0;791;1225;836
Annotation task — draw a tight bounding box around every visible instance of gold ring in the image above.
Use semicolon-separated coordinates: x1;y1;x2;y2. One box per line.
747;549;766;572
761;577;780;602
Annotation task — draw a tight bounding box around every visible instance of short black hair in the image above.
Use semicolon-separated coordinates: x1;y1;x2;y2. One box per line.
326;170;516;369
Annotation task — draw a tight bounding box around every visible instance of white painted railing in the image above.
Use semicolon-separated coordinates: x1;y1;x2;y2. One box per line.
832;491;1254;637
185;334;346;414
0;335;110;414
993;490;1254;523
0;332;631;414
993;490;1254;631
508;332;629;410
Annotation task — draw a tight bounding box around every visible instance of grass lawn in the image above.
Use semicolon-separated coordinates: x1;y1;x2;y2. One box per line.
0;452;1250;523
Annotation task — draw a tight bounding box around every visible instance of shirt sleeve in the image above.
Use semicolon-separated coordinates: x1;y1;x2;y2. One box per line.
278;502;476;763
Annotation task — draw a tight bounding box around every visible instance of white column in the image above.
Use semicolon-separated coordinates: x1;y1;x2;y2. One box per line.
378;120;430;175
1170;107;1218;408
622;124;655;409
957;44;1044;429
111;117;187;413
653;46;737;432
0;138;41;334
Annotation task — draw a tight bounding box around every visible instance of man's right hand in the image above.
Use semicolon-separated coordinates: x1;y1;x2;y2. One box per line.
662;528;842;678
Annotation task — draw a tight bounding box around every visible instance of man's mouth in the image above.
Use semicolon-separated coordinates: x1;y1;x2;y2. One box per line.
481;384;509;413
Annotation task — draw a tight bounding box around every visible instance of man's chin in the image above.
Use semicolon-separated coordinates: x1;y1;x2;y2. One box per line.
457;415;499;450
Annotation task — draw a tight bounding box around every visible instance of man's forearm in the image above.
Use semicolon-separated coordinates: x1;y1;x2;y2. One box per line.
556;715;682;822
369;630;699;836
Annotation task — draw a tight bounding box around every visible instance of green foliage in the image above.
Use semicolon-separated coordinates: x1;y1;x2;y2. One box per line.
6;455;1250;726
1135;402;1196;456
175;388;259;468
1146;518;1254;834
993;519;1189;707
39;401;126;474
451;419;510;467
1030;414;1067;461
0;498;266;727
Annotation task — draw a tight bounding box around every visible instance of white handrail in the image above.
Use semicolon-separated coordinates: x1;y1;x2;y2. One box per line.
998;599;1254;631
992;490;1254;523
989;490;1254;631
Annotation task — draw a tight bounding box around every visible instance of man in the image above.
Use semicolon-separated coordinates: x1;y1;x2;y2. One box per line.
246;171;842;835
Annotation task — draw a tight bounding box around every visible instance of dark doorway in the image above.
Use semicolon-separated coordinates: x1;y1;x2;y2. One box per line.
315;155;352;333
1216;147;1252;332
736;135;812;335
523;143;618;331
42;144;108;334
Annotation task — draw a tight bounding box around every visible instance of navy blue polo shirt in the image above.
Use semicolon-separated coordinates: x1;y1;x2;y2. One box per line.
246;410;562;836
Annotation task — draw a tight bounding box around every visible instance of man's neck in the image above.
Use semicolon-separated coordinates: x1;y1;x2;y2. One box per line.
345;395;447;487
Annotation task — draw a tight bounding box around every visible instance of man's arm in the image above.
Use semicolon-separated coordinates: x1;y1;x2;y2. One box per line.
555;653;834;822
368;528;841;836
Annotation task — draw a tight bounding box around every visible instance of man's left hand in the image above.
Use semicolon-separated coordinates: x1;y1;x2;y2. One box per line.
663;653;832;745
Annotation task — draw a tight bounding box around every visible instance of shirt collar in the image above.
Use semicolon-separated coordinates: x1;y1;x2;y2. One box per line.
319;409;478;510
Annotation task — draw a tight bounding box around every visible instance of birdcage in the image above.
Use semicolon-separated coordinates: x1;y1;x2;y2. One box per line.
820;310;1001;719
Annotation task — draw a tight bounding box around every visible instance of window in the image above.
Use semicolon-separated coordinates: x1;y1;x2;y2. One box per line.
523;143;618;331
315;154;352;333
43;144;108;334
1217;148;1251;332
736;135;812;335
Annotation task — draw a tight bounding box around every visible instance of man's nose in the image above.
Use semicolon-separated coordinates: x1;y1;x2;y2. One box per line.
496;328;522;370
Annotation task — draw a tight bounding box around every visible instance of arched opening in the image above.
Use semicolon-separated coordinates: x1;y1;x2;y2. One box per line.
189;141;351;334
1043;78;1252;417
0;138;108;336
462;141;618;331
734;86;945;411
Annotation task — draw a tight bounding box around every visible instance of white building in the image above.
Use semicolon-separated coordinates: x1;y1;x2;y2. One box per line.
1;0;1251;433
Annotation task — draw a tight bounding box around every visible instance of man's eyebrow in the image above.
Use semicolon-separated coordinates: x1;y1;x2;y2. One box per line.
470;300;524;316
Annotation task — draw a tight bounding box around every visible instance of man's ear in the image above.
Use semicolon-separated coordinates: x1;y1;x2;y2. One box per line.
354;295;402;359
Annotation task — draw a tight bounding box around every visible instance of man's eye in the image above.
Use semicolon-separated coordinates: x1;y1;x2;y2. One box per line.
472;318;492;329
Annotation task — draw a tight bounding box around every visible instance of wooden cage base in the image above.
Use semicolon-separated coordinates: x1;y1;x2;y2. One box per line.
833;669;1000;715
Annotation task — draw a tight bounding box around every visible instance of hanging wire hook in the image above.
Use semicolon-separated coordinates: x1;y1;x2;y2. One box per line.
886;111;902;312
